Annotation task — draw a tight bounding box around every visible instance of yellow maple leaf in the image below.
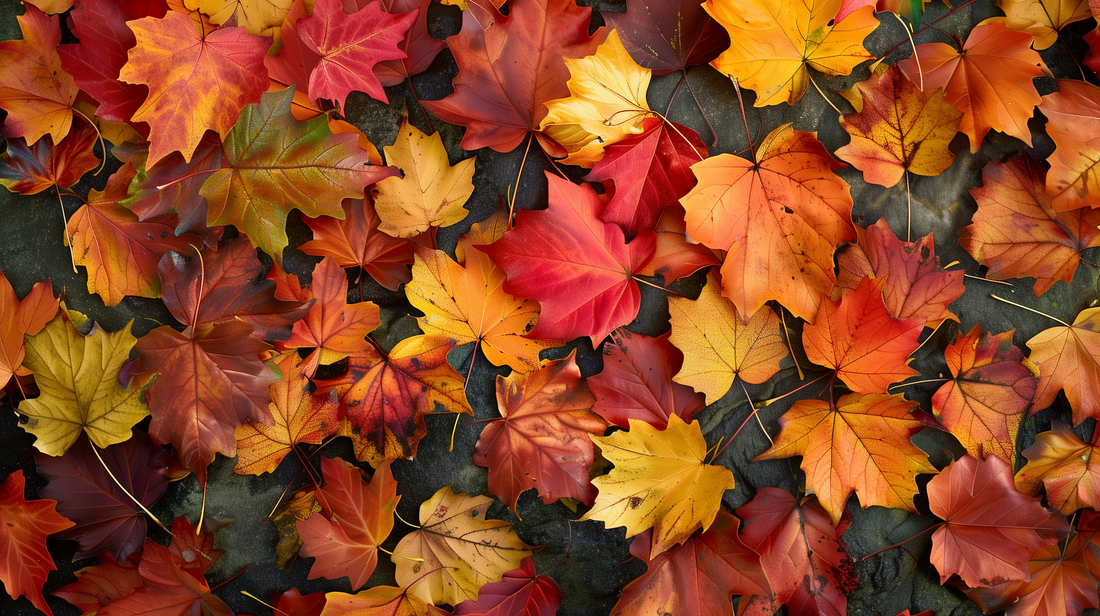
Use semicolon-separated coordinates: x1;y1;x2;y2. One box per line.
17;314;151;456
540;29;653;168
667;269;788;405
185;0;298;40
581;414;736;559
373;112;475;238
406;212;561;373
991;0;1091;49
705;0;878;107
393;487;534;607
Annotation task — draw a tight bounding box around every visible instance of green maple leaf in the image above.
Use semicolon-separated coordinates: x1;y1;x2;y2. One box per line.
199;87;398;258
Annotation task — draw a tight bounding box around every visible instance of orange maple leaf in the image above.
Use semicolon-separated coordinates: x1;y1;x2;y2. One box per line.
1016;422;1100;515
1027;306;1100;424
680;123;855;322
1038;79;1100;211
0;4;78;145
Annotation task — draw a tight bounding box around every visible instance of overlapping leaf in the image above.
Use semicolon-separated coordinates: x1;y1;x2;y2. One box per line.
0;271;56;392
1027;306;1100;423
0;469;74;616
0;4;78;145
298;196;414;291
1016;422;1100;514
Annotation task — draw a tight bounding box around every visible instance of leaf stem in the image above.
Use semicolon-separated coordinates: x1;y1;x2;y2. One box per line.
240;591;290;616
808;73;842;116
990;295;1070;326
780;308;804;380
155;168;220;191
509;134;533;225
731;77;755;161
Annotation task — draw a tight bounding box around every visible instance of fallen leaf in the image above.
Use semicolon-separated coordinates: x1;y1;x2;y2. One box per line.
316;334;472;468
755;392;937;525
0;124;99;195
736;487;857;616
835;218;965;328
185;0;293;39
581;414;736;559
927;455;1069;587
705;0;877;107
680;123;855;323
636;206;721;284
98;540;233;616
393;487;535;607
588;329;706;430
540;29;653;167
667;269;787;405
35;431;169;561
119;10;269;165
298;0;415;107
199;87;399;258
18;315;150;457
1027;306;1100;424
374;112;475;237
585;117;708;239
961;154;1100;296
421;0;601;153
365;0;448;88
1037;79;1100;211
897;22;1048;153
0;4;78;145
0;469;74;616
480;173;655;344
1016;422;1100;514
0;271;57;392
994;0;1092;49
932;324;1036;464
610;512;769;616
298;457;399;590
604;0;729;74
473;352;606;513
233;353;342;476
322;585;426;616
438;557;562;616
803;276;921;394
114;136;223;236
52;551;142;616
835;64;962;187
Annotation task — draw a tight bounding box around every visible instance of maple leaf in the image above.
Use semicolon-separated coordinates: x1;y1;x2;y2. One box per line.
680;123;855;322
927;455;1069;587
604;0;730;74
273;257;381;374
393;487;535;607
373;111;475;237
0;469;74;616
610;512;770;616
481;173;654;344
52;551;142;616
407;212;560;373
323;586;427;616
298;457;399;590
56;0;169;124
0;124;98;195
299;195;414;291
962;154;1100;296
667;269;787;405
705;0;877;107
637;205;721;284
803;276;921;394
114;136;224;236
0;271;56;393
473;353;606;513
98;540;232;616
270;588;326;616
199;87;398;258
364;0;447;88
585;117;708;239
736;487;857;616
1027;307;1100;423
995;0;1092;49
540;29;653;167
1017;422;1100;514
316;334;472;468
588;329;706;430
270;486;322;570
435;557;562;616
18;315;150;456
1038;79;1100;211
964;523;1100;616
157;236;311;342
0;4;78;145
835;218;965;328
298;0;415;108
932;324;1036;464
835;64;962;187
136;320;278;479
119;10;269;166
897;22;1048;153
35;431;169;561
756;392;937;525
185;0;293;39
581;414;736;559
67;165;201;307
421;0;602;153
233;353;341;475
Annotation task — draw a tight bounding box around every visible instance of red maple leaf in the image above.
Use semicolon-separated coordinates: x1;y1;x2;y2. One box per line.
0;469;74;616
